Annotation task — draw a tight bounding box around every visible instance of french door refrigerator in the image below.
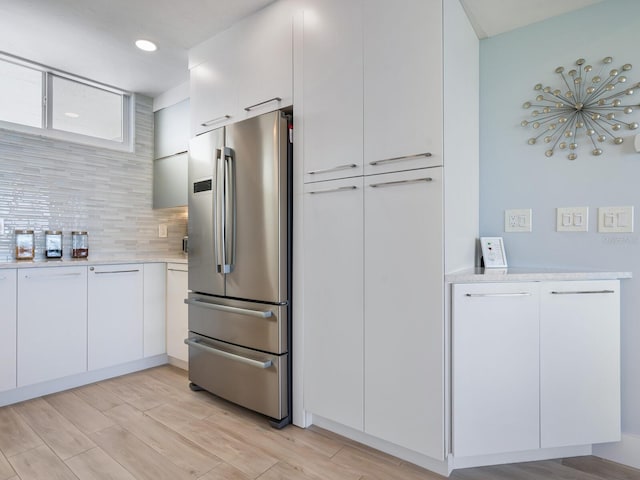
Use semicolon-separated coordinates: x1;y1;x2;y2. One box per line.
186;110;292;427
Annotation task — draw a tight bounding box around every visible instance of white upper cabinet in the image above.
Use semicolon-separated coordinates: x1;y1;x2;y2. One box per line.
0;270;17;392
363;0;443;175
302;0;364;183
190;2;293;136
154;99;190;159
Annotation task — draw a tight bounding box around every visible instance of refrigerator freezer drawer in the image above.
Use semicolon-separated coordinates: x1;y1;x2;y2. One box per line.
187;333;288;421
187;293;288;354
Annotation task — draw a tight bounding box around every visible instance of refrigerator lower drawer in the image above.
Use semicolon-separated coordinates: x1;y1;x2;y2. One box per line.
186;333;288;421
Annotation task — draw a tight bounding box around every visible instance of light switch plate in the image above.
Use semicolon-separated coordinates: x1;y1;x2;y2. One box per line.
158;223;168;238
598;206;634;233
556;207;589;232
504;209;532;232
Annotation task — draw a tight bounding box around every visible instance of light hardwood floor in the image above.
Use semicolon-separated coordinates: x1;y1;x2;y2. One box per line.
0;366;638;480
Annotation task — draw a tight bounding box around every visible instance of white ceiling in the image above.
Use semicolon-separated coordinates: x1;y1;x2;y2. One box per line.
0;0;605;98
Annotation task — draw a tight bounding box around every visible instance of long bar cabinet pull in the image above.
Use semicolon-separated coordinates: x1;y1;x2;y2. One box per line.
550;290;615;295
184;338;272;369
369;178;432;188
465;292;532;298
369;152;432;166
93;269;140;275
244;97;282;112
308;186;358;195
306;164;358;175
201;115;231;127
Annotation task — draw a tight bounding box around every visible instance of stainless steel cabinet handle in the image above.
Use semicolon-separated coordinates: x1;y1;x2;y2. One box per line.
167;268;187;272
244;97;282;112
369;177;432;188
369;152;432;166
465;293;532;297
184;298;273;318
24;272;83;279
184;338;272;369
307;163;357;175
201;115;231;127
93;269;140;274
308;185;357;195
550;290;615;295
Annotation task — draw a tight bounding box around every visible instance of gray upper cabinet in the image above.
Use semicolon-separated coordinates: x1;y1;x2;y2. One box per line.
153;99;189;208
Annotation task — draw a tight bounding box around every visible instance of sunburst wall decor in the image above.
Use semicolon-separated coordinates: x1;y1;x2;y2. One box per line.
521;57;639;160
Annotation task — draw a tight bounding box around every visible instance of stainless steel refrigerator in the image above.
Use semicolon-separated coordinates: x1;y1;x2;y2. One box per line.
185;110;292;427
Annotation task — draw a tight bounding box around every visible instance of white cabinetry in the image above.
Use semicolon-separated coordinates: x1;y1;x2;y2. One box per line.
166;262;189;365
363;0;443;175
303;177;364;430
143;263;166;358
364;168;444;457
17;266;87;386
0;270;17;392
88;264;143;370
452;279;621;457
540;280;620;448
190;1;293;136
302;0;363;182
452;282;540;457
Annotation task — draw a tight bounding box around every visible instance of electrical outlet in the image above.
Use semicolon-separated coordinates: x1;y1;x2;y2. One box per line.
158;223;168;238
556;207;589;232
504;209;532;232
598;206;634;233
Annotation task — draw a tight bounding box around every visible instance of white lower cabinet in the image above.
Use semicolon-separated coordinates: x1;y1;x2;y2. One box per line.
0;270;17;392
452;279;621;457
452;282;540;457
540;280;620;448
166;263;189;364
88;264;143;370
17;266;88;387
143;263;166;358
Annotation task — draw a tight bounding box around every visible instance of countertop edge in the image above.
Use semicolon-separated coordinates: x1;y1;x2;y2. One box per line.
446;268;632;283
0;256;188;269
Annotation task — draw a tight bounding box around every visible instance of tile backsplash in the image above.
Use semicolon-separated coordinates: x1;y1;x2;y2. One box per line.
0;95;187;260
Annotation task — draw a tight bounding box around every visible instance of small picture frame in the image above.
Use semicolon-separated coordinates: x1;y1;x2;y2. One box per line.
480;237;508;268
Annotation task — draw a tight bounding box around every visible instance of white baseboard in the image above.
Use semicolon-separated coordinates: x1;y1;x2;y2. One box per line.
167;356;188;370
0;354;168;407
593;433;640;470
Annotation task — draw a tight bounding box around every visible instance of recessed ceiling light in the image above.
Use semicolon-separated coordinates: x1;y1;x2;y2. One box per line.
135;39;157;52
64;112;80;118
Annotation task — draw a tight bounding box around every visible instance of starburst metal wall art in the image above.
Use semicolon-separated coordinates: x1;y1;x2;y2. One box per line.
521;57;639;160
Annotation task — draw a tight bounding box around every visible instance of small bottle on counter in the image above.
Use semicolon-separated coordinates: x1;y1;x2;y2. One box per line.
71;231;89;258
15;229;35;260
45;230;63;259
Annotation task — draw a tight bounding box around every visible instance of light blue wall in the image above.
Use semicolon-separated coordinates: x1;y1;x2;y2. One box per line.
480;0;640;435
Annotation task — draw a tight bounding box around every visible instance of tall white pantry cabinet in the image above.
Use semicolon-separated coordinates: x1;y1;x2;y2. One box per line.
301;0;479;461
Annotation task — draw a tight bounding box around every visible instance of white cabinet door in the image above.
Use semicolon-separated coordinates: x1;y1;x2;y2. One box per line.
88;264;143;370
540;280;620;448
17;266;87;386
302;0;364;183
363;167;444;458
154;99;189;159
363;0;443;175
0;269;17;392
143;263;166;358
236;2;293;118
166;263;189;364
452;282;540;457
303;177;364;430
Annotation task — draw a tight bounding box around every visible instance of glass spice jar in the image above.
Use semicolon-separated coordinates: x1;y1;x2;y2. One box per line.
71;231;89;258
15;229;35;260
45;230;63;259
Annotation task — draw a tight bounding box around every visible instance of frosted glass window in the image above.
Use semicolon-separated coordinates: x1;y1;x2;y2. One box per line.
51;75;123;141
0;60;43;128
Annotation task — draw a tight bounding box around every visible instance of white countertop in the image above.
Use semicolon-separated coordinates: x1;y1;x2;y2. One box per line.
446;267;632;283
0;255;187;269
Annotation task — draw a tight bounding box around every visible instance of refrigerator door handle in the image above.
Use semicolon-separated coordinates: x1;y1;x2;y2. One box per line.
184;338;273;369
215;147;236;274
184;298;274;318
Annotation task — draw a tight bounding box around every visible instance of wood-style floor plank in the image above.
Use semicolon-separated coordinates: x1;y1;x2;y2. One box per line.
8;444;77;480
65;446;137;480
197;462;252;480
45;390;114;434
13;397;95;460
0;407;43;458
103;403;221;477
72;383;126;412
562;456;640;480
0;451;16;480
